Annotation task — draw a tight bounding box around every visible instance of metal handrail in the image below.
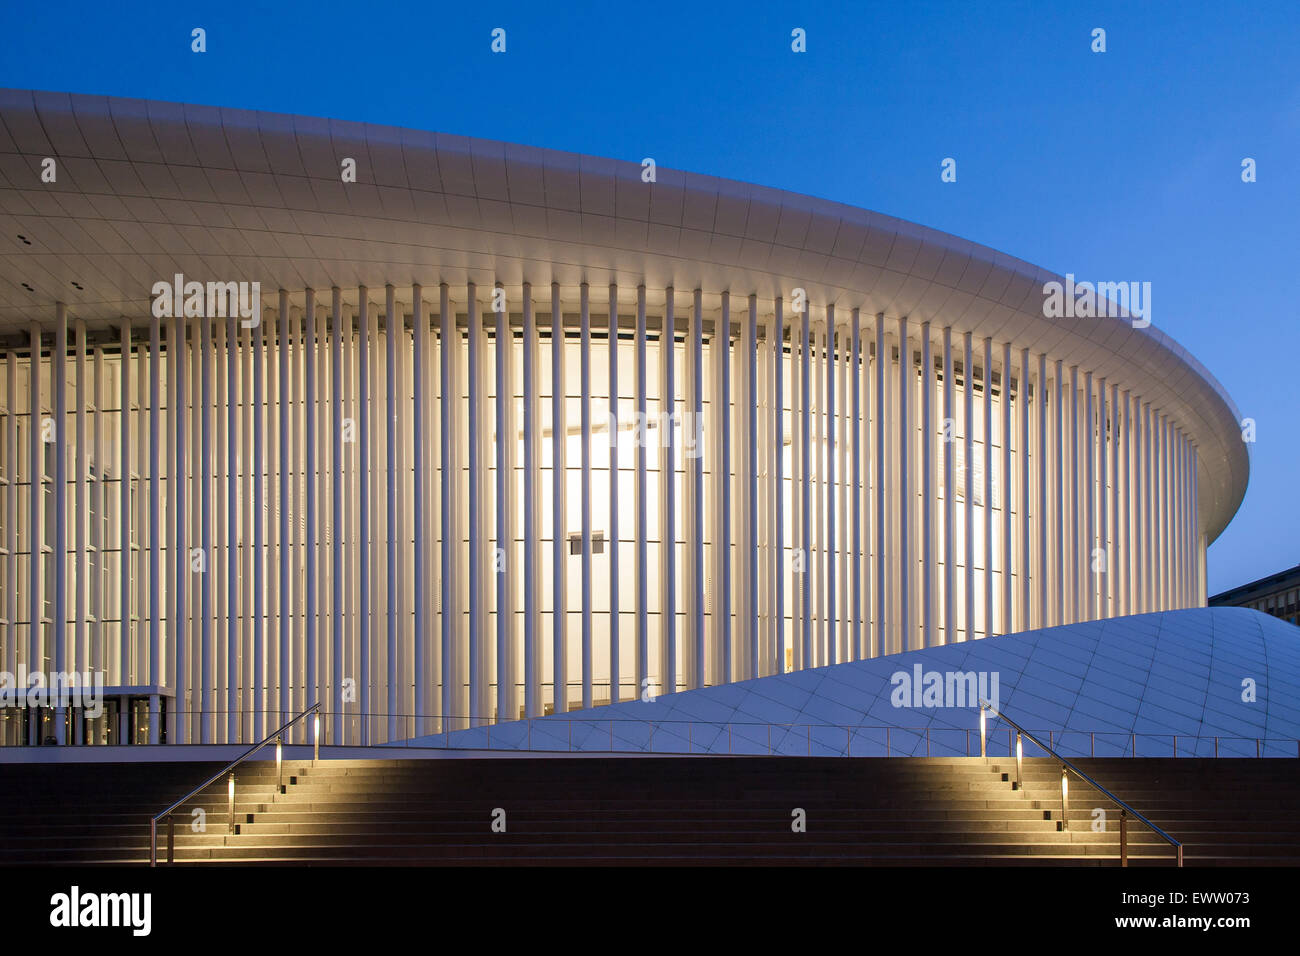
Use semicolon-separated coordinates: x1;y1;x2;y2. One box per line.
149;702;321;866
980;700;1183;867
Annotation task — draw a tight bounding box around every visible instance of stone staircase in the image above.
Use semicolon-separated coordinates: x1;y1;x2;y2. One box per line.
0;755;1296;865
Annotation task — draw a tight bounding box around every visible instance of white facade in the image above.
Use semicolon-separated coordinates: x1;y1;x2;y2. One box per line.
0;91;1247;746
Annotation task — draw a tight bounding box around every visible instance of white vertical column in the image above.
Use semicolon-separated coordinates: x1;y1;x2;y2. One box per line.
745;294;759;675
5;352;16;687
823;308;834;666
982;337;992;637
494;285;514;723
553;282;569;714
116;323;128;693
1084;371;1095;620
717;293;732;683
579;283;593;707
775;298;787;669
275;294;291;732
523;283;541;716
811;320;823;665
1108;382;1119;616
1018;348;1030;631
1098;378;1109;619
1121;390;1131;616
1067;365;1078;624
54;308;69;742
75;320;89;743
328;289;345;740
301;291;317;736
607;284;620;701
875;314;888;654
1142;402;1153;612
437;285;456;729
661;288;677;692
688;289;704;686
147;309;162;742
799;300;811;666
248;310;262;739
837;315;849;663
963;332;973;641
1053;360;1065;625
851;308;862;658
920;323;934;648
382;287;399;737
635;285;649;699
1036;354;1049;629
897;316;911;651
1000;343;1013;635
467;283;488;725
941;328;954;645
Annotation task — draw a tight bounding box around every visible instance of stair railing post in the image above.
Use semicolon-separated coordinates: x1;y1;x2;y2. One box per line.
1256;738;1261;758
227;772;235;834
1015;733;1023;791
1131;732;1136;756
313;711;320;764
149;818;157;868
979;706;986;759
167;813;174;865
276;736;283;793
1120;809;1127;867
845;726;849;758
1059;766;1069;830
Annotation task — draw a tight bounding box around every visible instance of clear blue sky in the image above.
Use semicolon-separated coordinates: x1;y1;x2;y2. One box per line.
3;0;1296;594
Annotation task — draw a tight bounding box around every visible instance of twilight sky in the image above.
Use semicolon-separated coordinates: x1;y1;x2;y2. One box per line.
3;0;1296;593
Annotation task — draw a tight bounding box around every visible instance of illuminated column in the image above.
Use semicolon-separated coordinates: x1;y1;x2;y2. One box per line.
799;300;811;667
1000;342;1012;635
76;319;89;744
330;289;347;741
1053;360;1065;626
468;283;490;725
775;298;787;671
982;337;992;638
1096;377;1108;619
963;332;973;641
852;310;864;657
493;285;516;722
744;294;759;675
636;284;650;699
825;307;836;665
1036;354;1048;629
1121;390;1131;616
898;316;911;651
275;293;289;735
1142;402;1153;613
5;352;16;685
942;327;954;645
54;307;69;742
1067;365;1078;624
299;292;315;739
1084;371;1095;621
660;288;677;692
554;283;569;714
580;283;593;707
357;290;371;740
716;292;732;683
607;284;621;701
687;289;705;686
920;323;934;648
1018;348;1031;631
875;314;888;653
812;320;823;665
117;322;128;692
523;284;541;717
838;316;849;663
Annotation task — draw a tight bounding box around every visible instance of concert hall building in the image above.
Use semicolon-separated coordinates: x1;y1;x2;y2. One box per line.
0;89;1249;748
